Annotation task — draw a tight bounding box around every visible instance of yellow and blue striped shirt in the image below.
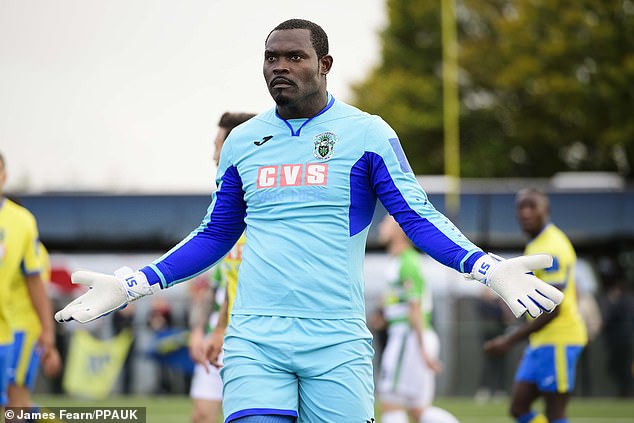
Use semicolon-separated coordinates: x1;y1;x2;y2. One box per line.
10;242;50;333
0;198;42;343
525;223;587;347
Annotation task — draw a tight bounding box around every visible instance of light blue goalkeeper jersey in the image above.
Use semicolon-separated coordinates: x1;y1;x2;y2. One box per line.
140;95;484;320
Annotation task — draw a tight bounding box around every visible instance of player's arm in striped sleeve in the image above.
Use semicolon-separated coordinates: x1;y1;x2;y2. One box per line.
359;117;563;318
140;140;246;288
362;117;485;274
55;139;246;323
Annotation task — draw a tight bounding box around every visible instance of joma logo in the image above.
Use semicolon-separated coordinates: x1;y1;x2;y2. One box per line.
257;163;328;189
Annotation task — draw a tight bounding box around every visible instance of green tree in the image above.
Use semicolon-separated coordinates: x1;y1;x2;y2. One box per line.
352;0;634;177
353;0;446;174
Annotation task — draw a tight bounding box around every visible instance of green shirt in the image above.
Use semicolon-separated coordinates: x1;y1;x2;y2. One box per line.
383;248;432;328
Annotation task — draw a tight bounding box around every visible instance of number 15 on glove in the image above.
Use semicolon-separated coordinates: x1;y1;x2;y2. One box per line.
55;267;158;323
470;254;564;318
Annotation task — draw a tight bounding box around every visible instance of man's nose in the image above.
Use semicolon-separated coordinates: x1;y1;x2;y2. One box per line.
272;58;290;73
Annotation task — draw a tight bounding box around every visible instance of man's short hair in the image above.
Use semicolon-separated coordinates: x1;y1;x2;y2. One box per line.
218;112;256;135
267;19;329;59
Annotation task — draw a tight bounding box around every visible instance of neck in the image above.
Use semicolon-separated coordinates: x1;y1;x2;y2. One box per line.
528;222;548;239
277;91;328;120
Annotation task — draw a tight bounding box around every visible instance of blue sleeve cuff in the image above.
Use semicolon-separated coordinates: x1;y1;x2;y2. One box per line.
460;250;486;273
140;266;165;289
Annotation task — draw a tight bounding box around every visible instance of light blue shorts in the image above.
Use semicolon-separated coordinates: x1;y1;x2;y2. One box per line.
221;315;375;423
0;343;14;406
515;344;583;393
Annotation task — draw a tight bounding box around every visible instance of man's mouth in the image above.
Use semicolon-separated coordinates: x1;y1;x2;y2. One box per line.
271;77;294;88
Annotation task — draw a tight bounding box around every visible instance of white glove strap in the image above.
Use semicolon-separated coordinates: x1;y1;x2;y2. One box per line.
114;266;159;302
469;254;501;285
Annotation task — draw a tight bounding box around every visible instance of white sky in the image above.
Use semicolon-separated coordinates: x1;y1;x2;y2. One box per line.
0;0;386;193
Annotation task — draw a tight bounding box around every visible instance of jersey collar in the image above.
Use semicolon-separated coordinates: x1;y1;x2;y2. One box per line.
275;93;335;137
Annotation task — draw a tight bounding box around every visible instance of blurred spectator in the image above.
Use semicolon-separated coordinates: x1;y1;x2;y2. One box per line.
367;296;389;390
599;259;634;397
47;265;76;394
474;288;512;402
147;298;173;332
574;265;603;397
112;304;136;394
147;298;175;395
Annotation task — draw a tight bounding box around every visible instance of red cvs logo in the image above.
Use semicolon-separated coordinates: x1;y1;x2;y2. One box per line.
257;163;328;189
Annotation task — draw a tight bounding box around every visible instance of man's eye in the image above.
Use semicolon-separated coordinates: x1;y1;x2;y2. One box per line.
291;55;301;61
266;56;276;62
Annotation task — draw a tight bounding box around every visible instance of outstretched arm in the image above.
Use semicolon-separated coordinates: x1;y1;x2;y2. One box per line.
56;144;247;323
363;119;563;318
485;306;561;354
140;165;246;288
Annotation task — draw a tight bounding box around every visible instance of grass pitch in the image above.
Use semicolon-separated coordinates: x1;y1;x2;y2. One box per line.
34;394;634;422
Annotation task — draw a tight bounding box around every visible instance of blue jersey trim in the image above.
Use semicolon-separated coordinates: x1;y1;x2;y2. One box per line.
349;153;378;237
460;250;485;274
141;165;246;287
142;264;166;288
225;408;298;423
19;259;41;277
275;95;335;136
364;151;476;272
545;256;560;272
547;264;569;290
388;137;413;173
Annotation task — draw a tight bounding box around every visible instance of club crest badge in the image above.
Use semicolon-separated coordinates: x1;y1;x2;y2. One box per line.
313;132;337;161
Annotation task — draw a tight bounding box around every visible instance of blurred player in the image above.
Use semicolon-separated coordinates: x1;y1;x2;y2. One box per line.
189;236;245;423
56;20;563;422
0;152;57;411
9;241;62;408
484;188;587;423
188;112;254;423
377;215;459;423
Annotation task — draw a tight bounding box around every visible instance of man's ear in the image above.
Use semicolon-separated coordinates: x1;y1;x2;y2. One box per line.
320;55;333;75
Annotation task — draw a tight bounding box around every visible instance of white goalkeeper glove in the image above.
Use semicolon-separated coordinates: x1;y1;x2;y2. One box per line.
470;254;564;318
54;267;159;323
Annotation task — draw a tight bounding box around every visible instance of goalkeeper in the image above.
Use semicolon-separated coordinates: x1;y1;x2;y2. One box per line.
56;19;563;423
